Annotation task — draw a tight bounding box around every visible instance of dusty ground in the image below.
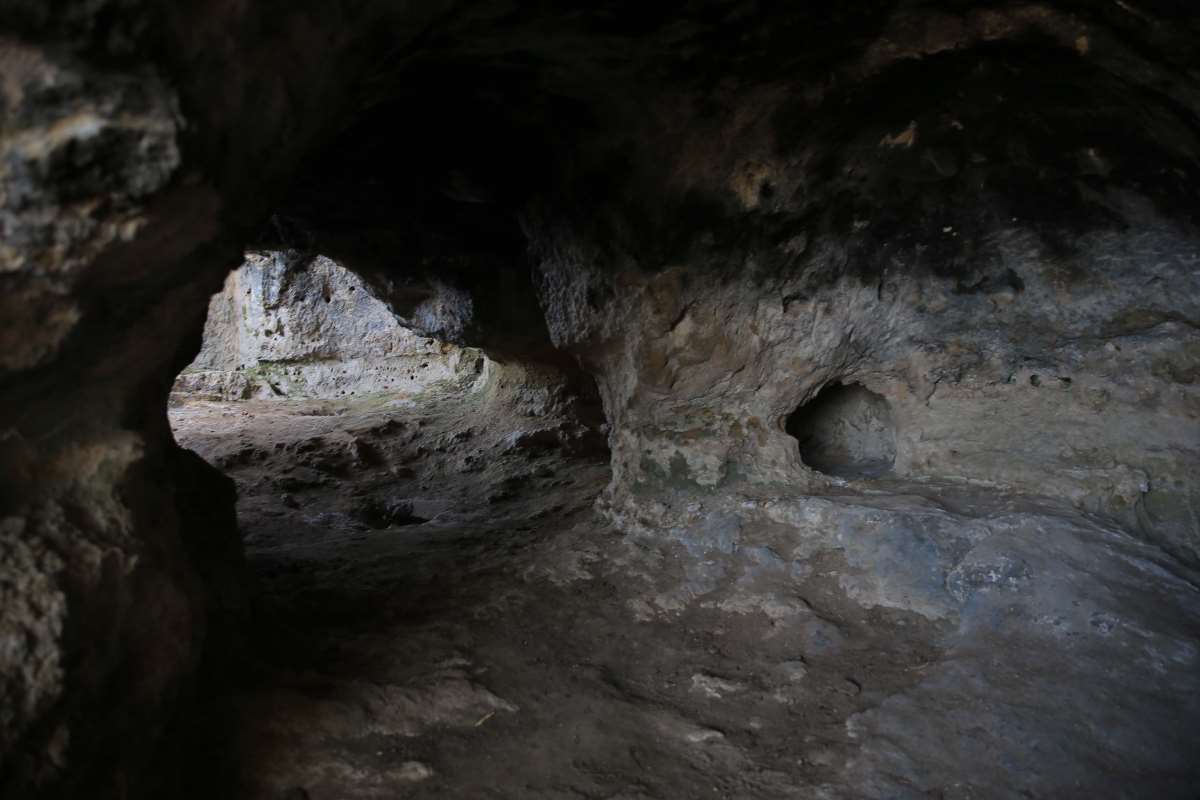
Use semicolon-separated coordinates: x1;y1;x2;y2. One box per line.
169;378;1200;799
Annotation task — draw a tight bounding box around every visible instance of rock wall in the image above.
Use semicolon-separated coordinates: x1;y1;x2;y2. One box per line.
521;26;1200;567
0;21;235;799
540;199;1200;564
173;253;477;402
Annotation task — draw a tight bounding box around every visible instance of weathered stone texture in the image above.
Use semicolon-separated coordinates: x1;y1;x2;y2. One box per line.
174;253;476;401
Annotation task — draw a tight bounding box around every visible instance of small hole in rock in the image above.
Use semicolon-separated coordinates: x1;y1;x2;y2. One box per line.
786;382;896;478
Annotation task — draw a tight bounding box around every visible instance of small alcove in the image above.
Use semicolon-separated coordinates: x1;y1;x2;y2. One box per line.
786;382;896;478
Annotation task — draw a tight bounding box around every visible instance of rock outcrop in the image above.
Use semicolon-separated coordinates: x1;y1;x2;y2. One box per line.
173;253;478;401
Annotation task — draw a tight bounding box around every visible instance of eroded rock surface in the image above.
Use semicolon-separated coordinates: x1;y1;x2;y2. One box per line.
174;253;478;401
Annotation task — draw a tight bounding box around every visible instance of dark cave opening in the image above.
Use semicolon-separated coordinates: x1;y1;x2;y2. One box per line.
167;248;610;574
164;248;614;798
786;382;896;479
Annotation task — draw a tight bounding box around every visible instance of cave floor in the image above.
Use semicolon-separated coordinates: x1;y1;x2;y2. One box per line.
170;386;1200;800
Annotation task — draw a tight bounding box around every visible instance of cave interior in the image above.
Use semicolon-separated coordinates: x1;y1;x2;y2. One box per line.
1;2;1199;799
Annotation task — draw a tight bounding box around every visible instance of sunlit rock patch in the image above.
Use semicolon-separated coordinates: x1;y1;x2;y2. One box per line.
172;253;480;402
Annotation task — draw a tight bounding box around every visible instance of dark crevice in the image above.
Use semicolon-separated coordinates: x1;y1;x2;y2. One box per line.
787;382;897;479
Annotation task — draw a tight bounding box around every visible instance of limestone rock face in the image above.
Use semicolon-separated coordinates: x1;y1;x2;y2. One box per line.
174;253;477;401
515;28;1200;566
539;198;1200;564
0;38;184;372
